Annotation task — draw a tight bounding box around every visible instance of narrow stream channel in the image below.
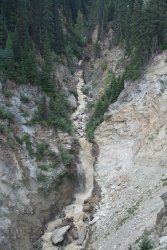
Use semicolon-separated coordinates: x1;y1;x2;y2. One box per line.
42;69;94;249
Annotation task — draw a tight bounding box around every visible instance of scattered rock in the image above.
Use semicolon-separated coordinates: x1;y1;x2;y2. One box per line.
47;219;63;232
51;225;70;245
68;94;77;109
83;203;93;213
89;217;99;225
159;236;167;245
83;196;100;213
71;227;79;240
77;226;87;245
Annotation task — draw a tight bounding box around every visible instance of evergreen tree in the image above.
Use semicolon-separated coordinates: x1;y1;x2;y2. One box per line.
74;11;86;46
0;14;7;47
52;1;64;53
40;34;54;93
5;32;15;79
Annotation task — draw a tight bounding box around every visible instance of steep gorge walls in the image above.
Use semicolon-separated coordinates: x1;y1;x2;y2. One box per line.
41;69;96;250
0;61;81;250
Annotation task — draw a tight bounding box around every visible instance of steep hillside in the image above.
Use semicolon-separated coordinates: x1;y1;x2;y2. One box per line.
0;1;167;250
89;51;167;250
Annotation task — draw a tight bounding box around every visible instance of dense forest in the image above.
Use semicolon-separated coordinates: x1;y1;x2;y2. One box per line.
0;0;167;136
0;0;95;85
0;0;167;84
96;0;167;79
86;0;167;140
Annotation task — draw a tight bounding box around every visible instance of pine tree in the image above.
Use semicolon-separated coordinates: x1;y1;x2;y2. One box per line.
52;1;64;53
74;11;86;46
40;34;54;93
5;32;16;79
0;14;7;47
22;40;37;83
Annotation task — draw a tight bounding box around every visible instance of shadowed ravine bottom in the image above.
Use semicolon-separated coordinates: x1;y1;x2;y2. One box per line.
41;70;95;249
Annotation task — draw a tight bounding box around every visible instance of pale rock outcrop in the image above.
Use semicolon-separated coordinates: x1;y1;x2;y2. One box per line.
89;52;167;249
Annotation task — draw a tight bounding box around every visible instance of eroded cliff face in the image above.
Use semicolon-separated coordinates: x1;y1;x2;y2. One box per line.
0;64;79;250
83;25;125;103
89;51;167;249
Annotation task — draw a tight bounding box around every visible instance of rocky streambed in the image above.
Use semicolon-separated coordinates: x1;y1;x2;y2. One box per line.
41;69;99;249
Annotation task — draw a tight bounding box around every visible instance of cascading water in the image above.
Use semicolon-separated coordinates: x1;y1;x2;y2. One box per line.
77;161;85;192
41;67;94;250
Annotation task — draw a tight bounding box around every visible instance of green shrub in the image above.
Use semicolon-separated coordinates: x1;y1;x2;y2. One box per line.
36;143;63;166
2;89;12;98
83;87;89;96
22;111;30;118
14;135;23;145
139;236;153;250
70;89;78;100
37;172;48;183
0;107;15;123
55;172;67;188
36;143;49;161
60;148;74;167
20;94;30;104
124;64;141;81
160;43;167;51
0;124;6;134
38;165;49;171
33;93;73;134
101;61;108;71
94;41;101;58
48;94;73;133
22;133;34;157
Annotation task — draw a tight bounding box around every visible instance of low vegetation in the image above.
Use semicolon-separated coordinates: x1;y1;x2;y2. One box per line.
21;131;75;191
37;147;74;192
0;107;15;123
33;94;73;134
86;72;125;141
139;236;153;250
20;94;30;104
0;124;6;134
22;133;34;157
128;234;153;250
59;148;74;168
2;89;12;98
